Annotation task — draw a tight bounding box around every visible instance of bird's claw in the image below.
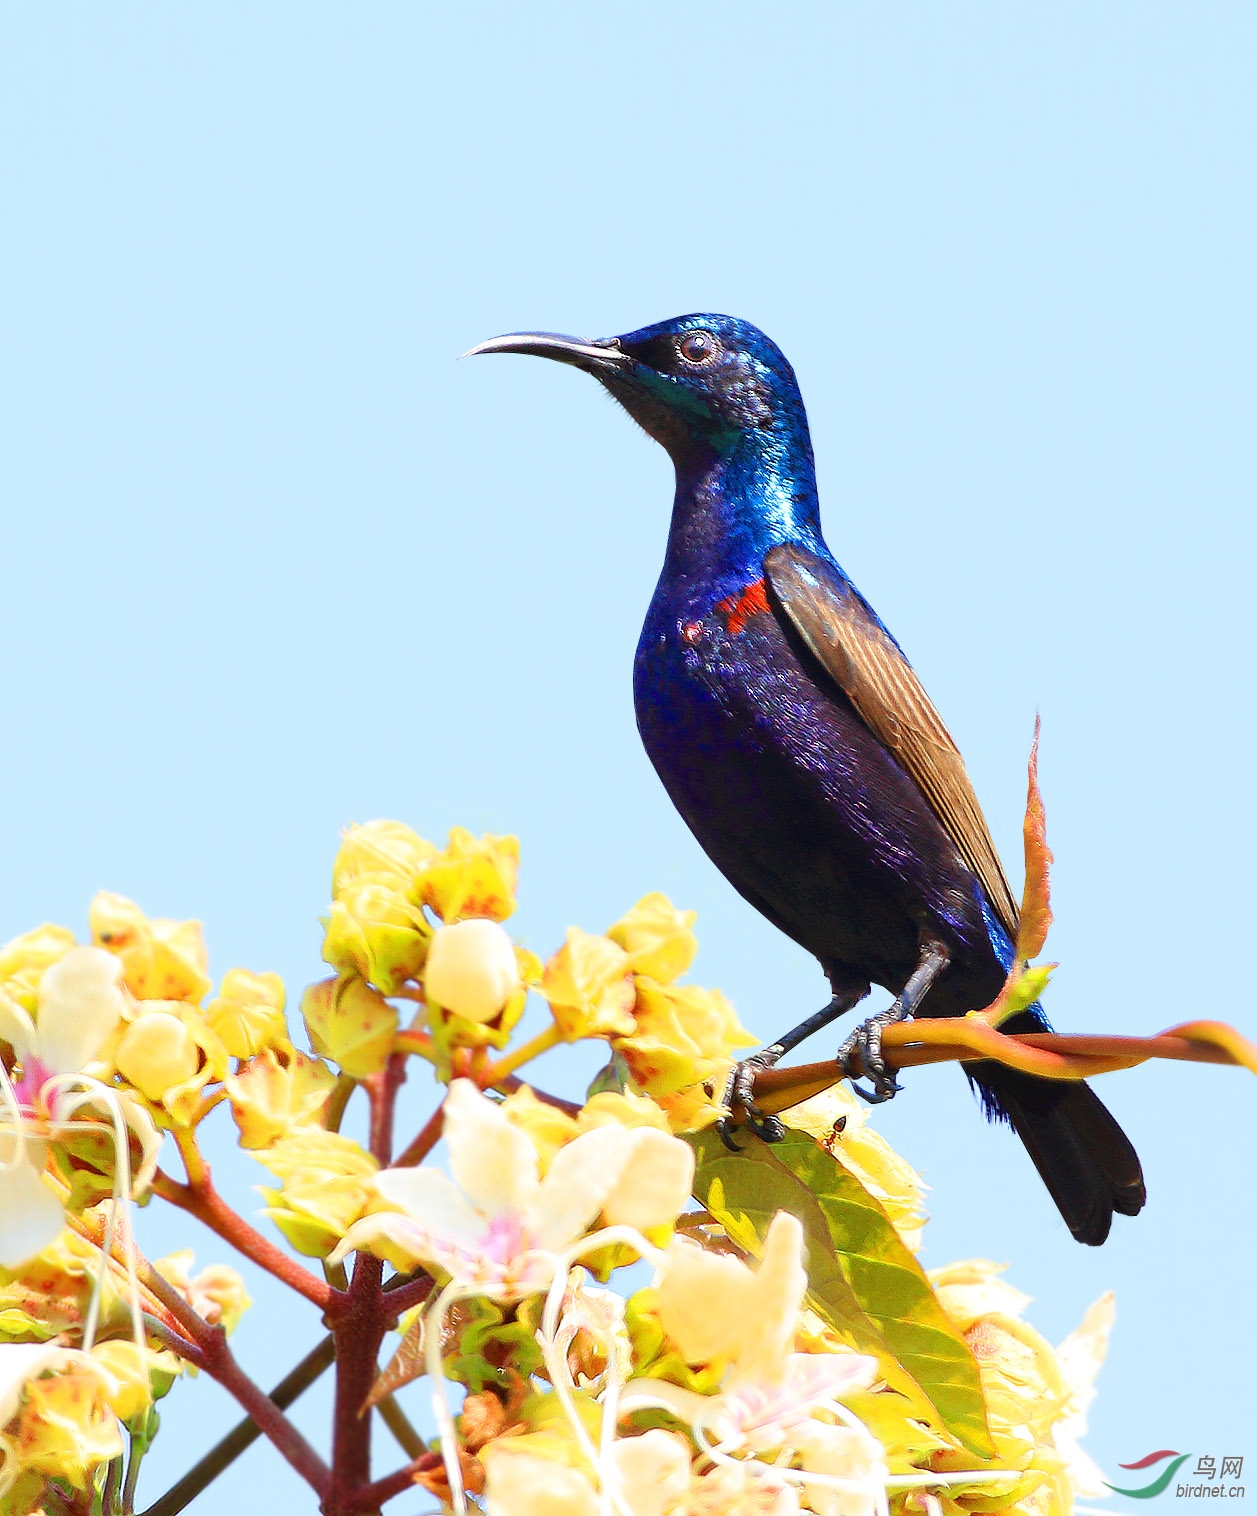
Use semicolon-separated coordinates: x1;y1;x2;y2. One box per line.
716;1050;787;1149
837;1010;909;1105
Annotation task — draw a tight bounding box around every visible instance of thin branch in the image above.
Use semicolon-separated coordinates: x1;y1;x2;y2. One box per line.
137;1336;336;1516
368;1054;408;1166
68;1205;330;1498
376;1394;426;1459
482;1022;563;1085
151;1165;340;1314
141;1314;204;1368
751;1017;1257;1116
121;1427;146;1515
325;1072;358;1134
195;1328;331;1499
351;1456;439;1513
392;1101;444;1169
495;1073;582;1116
392;1028;437;1061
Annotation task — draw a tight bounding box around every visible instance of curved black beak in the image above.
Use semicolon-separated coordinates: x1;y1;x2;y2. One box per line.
463;331;632;373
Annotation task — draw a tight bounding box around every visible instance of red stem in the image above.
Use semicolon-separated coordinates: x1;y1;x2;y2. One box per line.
152;1166;341;1314
392;1100;443;1169
381;1271;434;1321
82;1220;331;1502
197;1325;332;1500
326;1058;410;1514
350;1454;441;1512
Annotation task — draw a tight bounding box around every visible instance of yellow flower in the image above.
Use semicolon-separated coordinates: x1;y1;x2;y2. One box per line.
481;1427;697;1516
224;1049;336;1150
0;1233;125;1345
607;894;698;983
2;1345;122;1490
112;1000;230;1125
301;975;398;1078
614;977;756;1103
782;1085;928;1251
929;1260;1068;1480
89;1340;181;1424
332;820;437;899
425;919;520;1022
322;880;431;994
203;969;290;1059
153;1250;251;1334
1052;1293;1115;1500
257;1132;380;1259
576;1089;671;1136
417;828;520;922
115;1010;200;1102
540;929;636;1041
499;1085;580;1171
89;892;212;1004
0;925;77;1014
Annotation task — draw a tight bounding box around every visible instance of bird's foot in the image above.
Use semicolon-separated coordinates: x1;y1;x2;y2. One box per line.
716;1046;788;1150
837;1005;912;1105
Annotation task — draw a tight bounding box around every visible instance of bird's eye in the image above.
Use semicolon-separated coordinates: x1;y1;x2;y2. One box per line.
677;329;720;365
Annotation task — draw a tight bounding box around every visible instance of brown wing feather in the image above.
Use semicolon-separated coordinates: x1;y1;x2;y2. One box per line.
764;542;1020;937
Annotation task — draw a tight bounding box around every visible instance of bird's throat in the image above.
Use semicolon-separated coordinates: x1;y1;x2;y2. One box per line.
663;431;824;584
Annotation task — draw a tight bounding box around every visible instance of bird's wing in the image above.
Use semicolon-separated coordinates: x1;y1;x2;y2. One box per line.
764;541;1020;937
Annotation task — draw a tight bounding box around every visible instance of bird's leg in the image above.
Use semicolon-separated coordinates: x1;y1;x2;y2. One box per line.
717;976;870;1149
838;936;950;1104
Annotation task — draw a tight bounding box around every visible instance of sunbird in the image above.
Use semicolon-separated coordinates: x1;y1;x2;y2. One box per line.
469;314;1145;1245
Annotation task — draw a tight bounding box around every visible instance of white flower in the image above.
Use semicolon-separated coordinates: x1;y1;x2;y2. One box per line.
0;947;126;1101
481;1431;697;1516
655;1210;807;1383
790;1420;888;1516
481;1444;600;1516
1053;1292;1115;1498
625;1210;880;1510
332;1079;694;1290
0;947;159;1268
424;920;519;1021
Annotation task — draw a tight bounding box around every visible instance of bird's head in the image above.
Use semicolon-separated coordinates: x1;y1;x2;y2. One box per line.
467;313;809;467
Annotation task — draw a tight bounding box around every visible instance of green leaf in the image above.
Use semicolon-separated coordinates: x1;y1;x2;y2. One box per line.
687;1126;995;1460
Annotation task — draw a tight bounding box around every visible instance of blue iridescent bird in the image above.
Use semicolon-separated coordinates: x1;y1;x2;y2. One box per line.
469;314;1145;1245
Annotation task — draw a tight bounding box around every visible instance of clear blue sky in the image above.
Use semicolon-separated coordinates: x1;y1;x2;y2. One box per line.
2;4;1254;1508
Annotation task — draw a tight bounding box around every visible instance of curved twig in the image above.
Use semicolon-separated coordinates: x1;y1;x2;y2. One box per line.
750;1018;1257;1115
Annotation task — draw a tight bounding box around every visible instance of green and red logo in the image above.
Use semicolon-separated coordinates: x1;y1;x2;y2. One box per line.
1106;1452;1191;1498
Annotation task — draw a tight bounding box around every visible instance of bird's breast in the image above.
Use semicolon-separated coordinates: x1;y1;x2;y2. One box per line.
632;573;1000;995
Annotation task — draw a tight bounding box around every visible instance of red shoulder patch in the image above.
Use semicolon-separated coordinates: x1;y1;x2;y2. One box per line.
714;577;771;637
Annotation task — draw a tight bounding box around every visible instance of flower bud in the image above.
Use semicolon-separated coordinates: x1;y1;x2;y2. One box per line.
332;820;437;898
0;924;77;1013
418;828;519;922
301;975;398;1078
481;1439;598;1516
540;928;635;1041
424;919;519;1022
225;1048;335;1149
115;1012;200;1103
607;893;698;984
322;881;430;994
90;892;211;1005
203;969;289;1059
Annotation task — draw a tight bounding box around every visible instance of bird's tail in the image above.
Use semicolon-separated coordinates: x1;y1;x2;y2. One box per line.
969;1058;1146;1245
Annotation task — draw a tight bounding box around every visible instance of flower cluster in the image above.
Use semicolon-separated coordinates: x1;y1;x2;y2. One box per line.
0;820;1117;1516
